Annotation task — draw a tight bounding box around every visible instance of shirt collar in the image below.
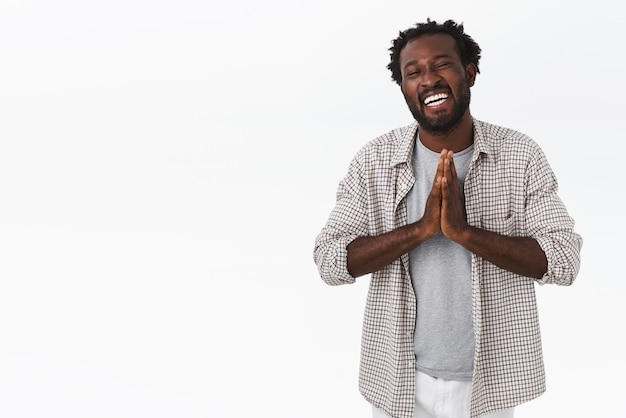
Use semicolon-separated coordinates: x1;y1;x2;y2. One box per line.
391;118;494;167
471;118;493;160
391;121;419;167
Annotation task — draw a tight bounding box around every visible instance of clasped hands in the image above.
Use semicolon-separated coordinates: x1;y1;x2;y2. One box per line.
420;149;469;243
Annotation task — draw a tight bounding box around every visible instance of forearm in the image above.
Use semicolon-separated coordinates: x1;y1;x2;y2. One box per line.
454;226;548;279
347;220;435;278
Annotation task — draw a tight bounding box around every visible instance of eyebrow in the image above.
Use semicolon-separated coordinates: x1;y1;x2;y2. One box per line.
402;54;455;70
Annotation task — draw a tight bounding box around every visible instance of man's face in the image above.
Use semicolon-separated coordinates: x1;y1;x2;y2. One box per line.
399;33;476;133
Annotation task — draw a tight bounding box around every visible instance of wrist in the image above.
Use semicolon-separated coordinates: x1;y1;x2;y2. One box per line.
448;224;472;245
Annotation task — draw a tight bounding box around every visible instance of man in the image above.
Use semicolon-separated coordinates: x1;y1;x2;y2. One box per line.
313;19;582;418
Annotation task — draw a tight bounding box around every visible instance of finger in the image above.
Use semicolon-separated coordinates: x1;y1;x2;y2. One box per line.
447;151;458;181
442;153;457;207
434;153;445;187
442;151;452;183
441;159;450;201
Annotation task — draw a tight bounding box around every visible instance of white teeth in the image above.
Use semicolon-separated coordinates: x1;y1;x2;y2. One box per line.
424;93;448;106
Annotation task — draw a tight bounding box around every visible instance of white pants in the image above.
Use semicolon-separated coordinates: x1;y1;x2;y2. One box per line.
372;371;514;418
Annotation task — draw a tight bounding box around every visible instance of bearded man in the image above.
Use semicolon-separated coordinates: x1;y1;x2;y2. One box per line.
314;19;582;418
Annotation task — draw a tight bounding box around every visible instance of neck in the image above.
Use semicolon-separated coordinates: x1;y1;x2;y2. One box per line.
418;113;474;153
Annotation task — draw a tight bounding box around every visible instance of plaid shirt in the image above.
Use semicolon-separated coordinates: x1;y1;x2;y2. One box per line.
314;119;582;418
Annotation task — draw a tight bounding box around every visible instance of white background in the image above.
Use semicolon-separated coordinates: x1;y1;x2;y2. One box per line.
0;0;623;417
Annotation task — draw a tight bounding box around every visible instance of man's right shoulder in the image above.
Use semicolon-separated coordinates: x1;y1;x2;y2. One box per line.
353;122;417;164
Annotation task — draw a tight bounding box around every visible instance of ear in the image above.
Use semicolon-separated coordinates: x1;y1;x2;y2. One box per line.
466;63;477;87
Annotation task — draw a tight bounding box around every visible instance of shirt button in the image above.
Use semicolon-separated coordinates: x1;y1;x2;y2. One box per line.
405;331;412;337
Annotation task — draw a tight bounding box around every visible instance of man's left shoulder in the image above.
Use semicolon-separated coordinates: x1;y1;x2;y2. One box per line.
474;119;543;155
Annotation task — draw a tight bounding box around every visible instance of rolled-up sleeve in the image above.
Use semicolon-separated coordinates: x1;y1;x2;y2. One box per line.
525;147;583;286
314;158;370;286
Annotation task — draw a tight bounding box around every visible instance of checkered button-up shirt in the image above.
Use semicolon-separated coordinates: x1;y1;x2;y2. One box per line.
314;119;582;418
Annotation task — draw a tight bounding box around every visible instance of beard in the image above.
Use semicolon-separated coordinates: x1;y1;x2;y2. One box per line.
405;77;471;134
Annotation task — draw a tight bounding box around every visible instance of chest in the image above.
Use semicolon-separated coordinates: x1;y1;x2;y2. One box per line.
376;155;526;236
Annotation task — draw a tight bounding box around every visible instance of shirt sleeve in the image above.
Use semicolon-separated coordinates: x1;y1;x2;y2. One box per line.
314;157;370;286
525;146;582;285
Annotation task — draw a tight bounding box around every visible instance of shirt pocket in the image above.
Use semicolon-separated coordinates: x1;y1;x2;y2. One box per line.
481;215;516;236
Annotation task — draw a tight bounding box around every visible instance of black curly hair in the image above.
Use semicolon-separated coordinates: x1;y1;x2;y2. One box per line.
387;19;482;85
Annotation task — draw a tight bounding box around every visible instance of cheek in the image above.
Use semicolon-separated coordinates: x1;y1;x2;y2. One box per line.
401;80;418;98
401;87;418;106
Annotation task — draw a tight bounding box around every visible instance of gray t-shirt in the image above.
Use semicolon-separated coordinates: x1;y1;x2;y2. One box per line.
406;136;475;381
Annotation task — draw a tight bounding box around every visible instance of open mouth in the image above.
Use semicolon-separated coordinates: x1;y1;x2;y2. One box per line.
423;93;449;107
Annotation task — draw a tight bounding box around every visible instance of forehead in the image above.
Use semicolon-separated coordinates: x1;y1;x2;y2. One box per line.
399;33;462;66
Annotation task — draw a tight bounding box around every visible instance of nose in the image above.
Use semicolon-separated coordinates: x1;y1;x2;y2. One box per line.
421;68;442;88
